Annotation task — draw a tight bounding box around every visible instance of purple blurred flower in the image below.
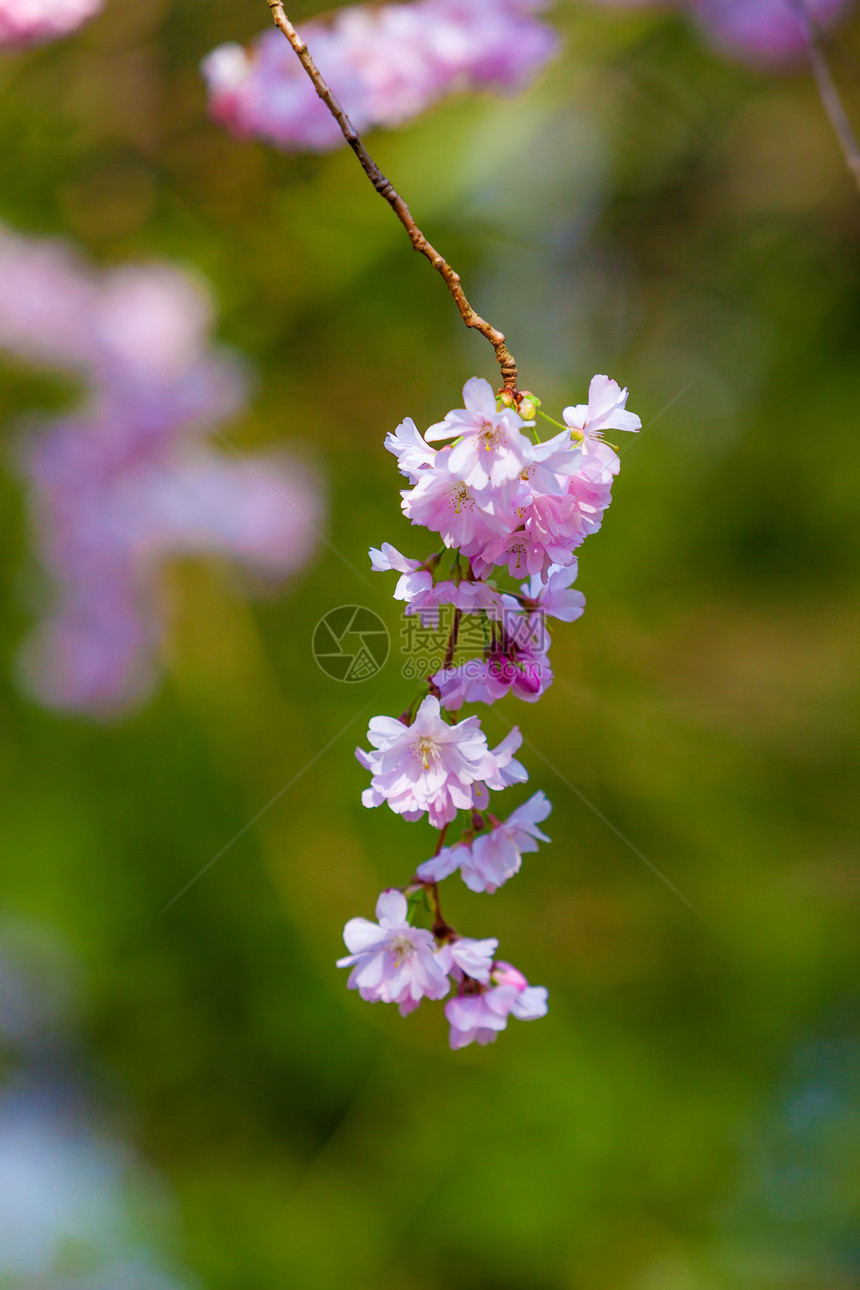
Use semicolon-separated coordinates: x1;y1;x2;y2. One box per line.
0;226;323;717
0;0;101;46
589;0;853;66
202;0;559;152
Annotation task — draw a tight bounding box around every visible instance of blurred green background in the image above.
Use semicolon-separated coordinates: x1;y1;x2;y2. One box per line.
0;1;858;1287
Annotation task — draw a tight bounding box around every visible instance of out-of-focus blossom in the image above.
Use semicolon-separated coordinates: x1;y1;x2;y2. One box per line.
0;0;101;46
202;0;559;152
695;0;851;63
588;0;852;66
0;226;323;717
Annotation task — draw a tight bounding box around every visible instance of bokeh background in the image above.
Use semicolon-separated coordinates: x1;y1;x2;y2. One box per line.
0;1;859;1287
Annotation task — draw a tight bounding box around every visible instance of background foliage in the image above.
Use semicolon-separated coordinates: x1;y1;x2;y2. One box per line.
0;2;858;1287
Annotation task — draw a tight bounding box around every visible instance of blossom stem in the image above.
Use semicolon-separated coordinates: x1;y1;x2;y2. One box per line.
443;607;462;669
265;0;520;390
536;407;570;434
426;881;453;938
417;827;454;937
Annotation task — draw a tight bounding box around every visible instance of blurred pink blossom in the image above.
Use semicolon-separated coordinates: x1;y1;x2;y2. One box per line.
0;226;323;717
588;0;852;65
202;0;559;152
0;0;101;46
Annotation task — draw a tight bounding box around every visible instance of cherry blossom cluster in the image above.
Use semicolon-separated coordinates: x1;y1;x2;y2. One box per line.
202;0;558;153
590;0;851;65
339;374;641;1048
0;225;322;717
0;0;102;46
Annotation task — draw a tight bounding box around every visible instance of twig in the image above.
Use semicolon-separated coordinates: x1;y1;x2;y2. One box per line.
265;0;519;391
442;607;462;669
793;0;860;194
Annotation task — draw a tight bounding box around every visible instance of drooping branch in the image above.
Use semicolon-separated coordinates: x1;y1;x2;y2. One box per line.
794;0;860;194
265;0;519;391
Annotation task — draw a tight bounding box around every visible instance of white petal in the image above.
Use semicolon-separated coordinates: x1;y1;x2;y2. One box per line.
511;985;549;1020
375;888;408;926
461;376;496;415
416;844;462;882
342;917;383;954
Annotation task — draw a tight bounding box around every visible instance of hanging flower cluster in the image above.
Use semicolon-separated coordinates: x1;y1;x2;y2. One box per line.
202;0;558;153
339;374;641;1048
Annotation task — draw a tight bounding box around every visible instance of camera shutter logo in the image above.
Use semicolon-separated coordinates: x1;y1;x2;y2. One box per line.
313;605;389;682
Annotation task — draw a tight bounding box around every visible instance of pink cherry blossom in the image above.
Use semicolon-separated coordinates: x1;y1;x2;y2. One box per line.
345;365;638;1045
403;577;505;627
0;0;101;45
357;695;526;828
472;494;581;581
434;935;498;983
401;448;513;553
473;726;528;795
424;377;535;491
562;374;642;446
337;889;450;1014
519;427;584;494
509;562;586;623
445;960;548;1048
432;612;553;711
384;416;437;482
417;790;551;892
202;0;559;153
369;542;434;601
368;543;505;622
693;0;850;64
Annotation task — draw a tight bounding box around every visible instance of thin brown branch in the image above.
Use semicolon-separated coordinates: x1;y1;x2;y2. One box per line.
265;0;519;391
442;607;462;670
794;0;860;194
